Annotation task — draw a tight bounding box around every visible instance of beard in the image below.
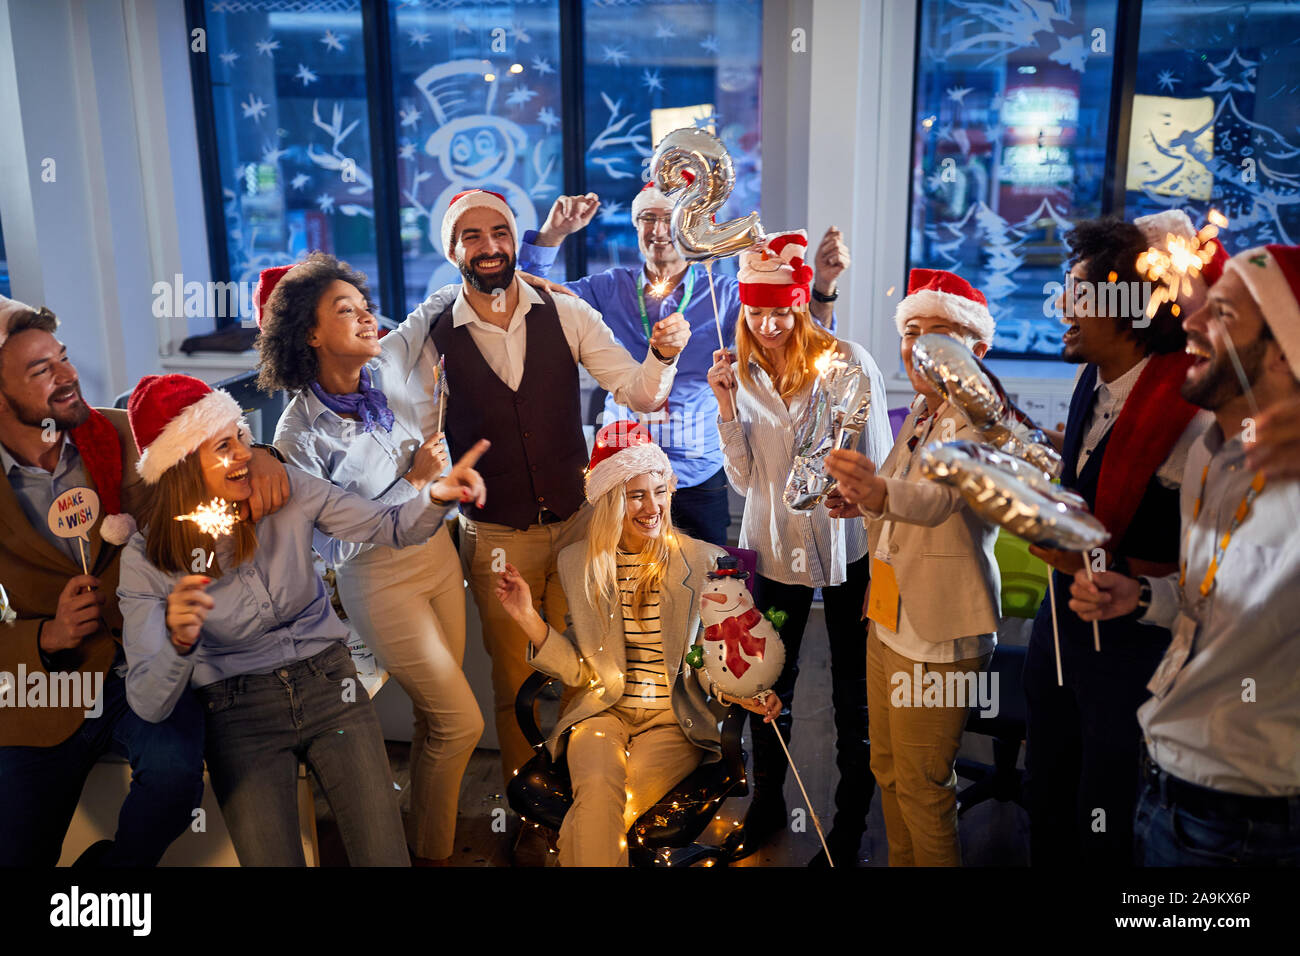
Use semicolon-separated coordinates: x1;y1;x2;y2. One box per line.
1180;335;1269;410
458;251;516;294
1;381;91;431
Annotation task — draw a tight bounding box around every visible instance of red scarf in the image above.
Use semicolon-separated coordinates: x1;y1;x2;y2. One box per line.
67;408;125;522
703;606;766;678
1093;350;1198;544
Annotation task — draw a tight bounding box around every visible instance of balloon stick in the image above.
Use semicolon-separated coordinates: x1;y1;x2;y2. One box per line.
1080;553;1101;651
1047;570;1064;687
704;260;737;423
758;690;834;866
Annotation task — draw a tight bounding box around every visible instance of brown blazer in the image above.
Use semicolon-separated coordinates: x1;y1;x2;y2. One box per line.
0;408;145;747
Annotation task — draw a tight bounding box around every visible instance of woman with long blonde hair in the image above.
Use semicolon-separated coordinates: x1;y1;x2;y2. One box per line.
495;422;777;866
706;231;894;866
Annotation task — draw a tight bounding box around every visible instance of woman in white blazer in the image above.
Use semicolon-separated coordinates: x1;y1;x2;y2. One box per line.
495;423;777;866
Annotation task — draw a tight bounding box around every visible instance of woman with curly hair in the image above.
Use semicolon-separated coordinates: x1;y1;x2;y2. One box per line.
255;251;482;865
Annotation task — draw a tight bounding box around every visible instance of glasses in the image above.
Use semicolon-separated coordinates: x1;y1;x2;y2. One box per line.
635;214;673;228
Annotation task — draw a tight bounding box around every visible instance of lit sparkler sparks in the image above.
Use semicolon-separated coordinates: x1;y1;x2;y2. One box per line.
175;497;240;539
1137;209;1228;319
649;278;670;298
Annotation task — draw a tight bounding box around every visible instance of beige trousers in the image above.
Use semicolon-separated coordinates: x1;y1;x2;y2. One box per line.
459;508;591;784
866;626;990;866
559;704;702;867
335;526;483;860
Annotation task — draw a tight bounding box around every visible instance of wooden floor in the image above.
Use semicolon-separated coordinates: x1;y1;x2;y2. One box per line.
314;606;1031;867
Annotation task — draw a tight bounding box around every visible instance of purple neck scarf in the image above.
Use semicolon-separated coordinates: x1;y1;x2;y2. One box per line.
310;366;395;433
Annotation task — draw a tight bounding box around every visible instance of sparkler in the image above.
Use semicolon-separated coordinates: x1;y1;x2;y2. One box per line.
175;497;240;540
1137;208;1228;319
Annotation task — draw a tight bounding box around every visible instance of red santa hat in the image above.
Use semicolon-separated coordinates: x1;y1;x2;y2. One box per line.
254;263;297;329
440;189;517;264
631;182;673;222
584;420;674;503
894;268;995;345
1224;244;1300;379
737;231;814;309
128;374;248;484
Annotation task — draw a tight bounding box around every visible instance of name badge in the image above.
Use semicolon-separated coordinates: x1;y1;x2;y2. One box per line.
1146;612;1198;699
866;555;900;632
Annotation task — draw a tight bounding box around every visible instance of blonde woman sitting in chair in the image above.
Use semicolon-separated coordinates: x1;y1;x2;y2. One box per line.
494;422;778;866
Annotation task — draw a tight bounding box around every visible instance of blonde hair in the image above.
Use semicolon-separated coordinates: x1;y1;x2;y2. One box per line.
584;473;679;624
139;453;258;577
736;305;838;400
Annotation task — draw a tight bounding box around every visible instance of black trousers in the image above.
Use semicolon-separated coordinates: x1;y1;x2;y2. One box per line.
1023;576;1170;866
746;554;875;837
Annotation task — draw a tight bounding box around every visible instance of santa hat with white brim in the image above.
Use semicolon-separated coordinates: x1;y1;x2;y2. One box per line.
584;420;675;503
1224;244;1300;380
440;189;518;265
128;374;249;484
894;268;995;345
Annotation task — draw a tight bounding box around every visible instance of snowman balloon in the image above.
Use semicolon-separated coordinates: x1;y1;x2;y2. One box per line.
687;557;785;701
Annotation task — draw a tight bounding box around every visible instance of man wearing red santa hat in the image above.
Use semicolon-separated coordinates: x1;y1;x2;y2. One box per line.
0;303;289;866
1070;242;1300;866
405;188;690;796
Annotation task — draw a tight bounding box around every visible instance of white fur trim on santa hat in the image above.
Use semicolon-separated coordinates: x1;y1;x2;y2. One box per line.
100;512;138;546
1225;246;1300;380
1134;210;1197;249
136;389;247;484
631;184;673;222
894;290;995;345
440;190;517;265
0;295;38;351
584;442;675;503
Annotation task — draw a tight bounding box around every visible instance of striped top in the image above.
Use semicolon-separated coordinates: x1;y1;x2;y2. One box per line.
616;550;671;710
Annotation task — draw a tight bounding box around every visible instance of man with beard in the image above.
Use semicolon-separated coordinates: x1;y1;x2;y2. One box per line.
0;301;289;866
1069;244;1300;866
407;189;689;792
1022;213;1220;867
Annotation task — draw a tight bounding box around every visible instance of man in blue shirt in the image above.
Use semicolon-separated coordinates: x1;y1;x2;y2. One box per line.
517;189;849;544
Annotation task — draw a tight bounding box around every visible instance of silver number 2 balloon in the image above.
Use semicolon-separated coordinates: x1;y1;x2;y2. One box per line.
650;127;765;263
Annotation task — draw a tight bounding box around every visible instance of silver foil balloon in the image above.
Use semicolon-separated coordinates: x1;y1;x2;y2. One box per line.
651;127;764;263
911;334;1063;478
920;441;1108;551
784;354;873;512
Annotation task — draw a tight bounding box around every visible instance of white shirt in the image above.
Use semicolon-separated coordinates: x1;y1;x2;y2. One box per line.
1139;424;1300;796
717;339;893;588
1078;356;1212;487
407;280;676;421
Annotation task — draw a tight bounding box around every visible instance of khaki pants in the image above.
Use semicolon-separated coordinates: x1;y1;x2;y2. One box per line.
866;626;990;866
559;704;702;867
335;527;483;860
459;508;591;784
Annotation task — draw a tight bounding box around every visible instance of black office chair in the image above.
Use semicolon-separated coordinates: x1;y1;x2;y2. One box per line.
954;643;1028;815
506;670;751;867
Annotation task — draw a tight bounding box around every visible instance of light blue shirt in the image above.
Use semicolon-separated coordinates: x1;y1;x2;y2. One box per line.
518;233;745;488
0;437;91;565
273;296;442;567
118;467;451;723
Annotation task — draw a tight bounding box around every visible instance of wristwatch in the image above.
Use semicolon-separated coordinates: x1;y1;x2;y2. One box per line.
650;344;675;364
811;286;838;303
1135;576;1152;615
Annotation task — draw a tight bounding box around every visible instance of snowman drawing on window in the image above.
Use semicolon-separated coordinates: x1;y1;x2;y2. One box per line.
413;59;539;294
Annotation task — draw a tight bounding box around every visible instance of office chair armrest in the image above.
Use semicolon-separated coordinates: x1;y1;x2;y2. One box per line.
514;670;554;750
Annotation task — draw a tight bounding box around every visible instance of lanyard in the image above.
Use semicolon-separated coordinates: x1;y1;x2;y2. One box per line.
1178;463;1267;600
636;267;696;342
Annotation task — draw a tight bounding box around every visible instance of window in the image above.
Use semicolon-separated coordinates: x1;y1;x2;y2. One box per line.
188;0;764;324
0;211;9;298
194;0;379;318
580;0;763;278
908;0;1121;361
1125;0;1300;248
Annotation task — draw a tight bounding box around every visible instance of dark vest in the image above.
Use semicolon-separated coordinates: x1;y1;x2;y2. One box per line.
430;288;589;530
1031;363;1177;653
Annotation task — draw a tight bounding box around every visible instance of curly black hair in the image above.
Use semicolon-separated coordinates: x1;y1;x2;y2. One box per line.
1065;215;1186;355
255;251;375;393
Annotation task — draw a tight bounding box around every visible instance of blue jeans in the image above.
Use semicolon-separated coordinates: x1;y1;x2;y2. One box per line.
1135;777;1300;866
0;668;205;867
670;466;731;546
197;642;408;866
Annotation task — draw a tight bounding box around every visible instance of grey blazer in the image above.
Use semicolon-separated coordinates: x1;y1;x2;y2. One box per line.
527;535;728;761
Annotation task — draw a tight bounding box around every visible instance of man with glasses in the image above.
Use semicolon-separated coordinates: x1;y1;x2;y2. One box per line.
516;187;848;545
